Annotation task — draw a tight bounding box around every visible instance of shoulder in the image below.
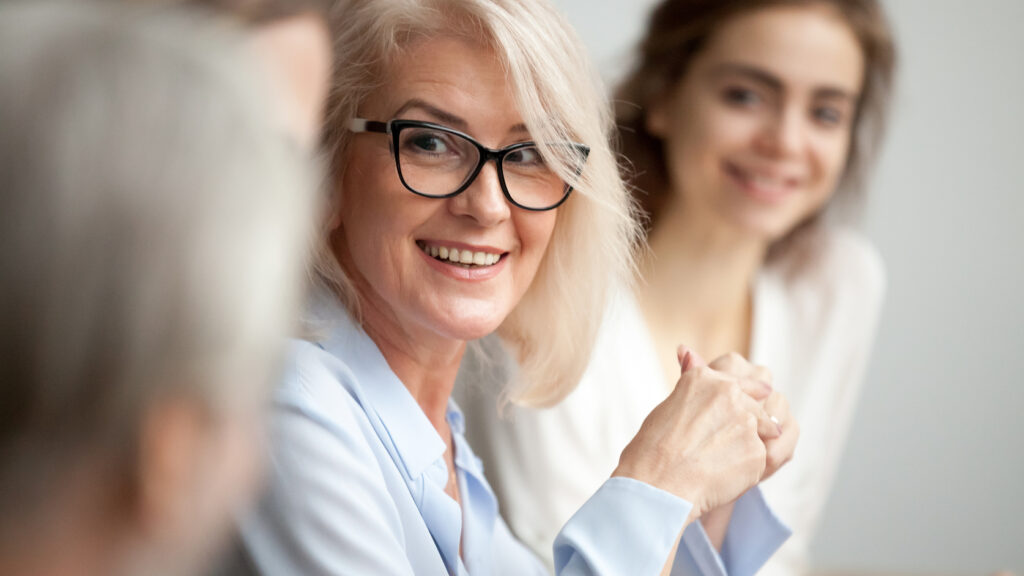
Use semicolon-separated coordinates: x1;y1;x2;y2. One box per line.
272;338;381;467
772;226;886;313
239;340;414;574
819;227;886;301
277;339;357;412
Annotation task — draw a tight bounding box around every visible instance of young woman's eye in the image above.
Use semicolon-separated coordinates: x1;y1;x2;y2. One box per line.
812;106;845;127
722;87;762;107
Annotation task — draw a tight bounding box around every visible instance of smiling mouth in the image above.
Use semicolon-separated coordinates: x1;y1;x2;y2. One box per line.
417;241;506;268
725;162;800;199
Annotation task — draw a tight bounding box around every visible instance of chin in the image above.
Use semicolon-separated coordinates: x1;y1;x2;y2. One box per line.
426;300;509;342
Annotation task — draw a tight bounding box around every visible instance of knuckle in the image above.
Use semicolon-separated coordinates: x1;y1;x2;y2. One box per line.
727;381;744;402
691;366;711;381
743;413;759;432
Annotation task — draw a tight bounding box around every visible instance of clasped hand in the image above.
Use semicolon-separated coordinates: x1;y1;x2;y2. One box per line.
613;345;799;523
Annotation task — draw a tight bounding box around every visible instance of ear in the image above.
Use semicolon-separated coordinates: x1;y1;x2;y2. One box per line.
134;398;207;539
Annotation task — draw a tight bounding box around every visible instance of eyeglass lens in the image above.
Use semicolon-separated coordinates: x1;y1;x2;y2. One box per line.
395;125;570;209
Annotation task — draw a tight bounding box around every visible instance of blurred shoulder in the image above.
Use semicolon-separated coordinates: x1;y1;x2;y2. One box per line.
772;226;886;309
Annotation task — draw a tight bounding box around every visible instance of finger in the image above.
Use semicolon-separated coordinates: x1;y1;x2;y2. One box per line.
757;407;782;440
738;377;772;402
676;344;707;371
735;391;781;439
708;351;748;376
751;364;773;387
763;391;790;425
764;419;800;478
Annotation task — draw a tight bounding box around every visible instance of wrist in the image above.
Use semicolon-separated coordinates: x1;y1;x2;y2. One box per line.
611;465;707;520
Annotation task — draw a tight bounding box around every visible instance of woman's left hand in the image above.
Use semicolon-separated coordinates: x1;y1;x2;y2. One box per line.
707;353;799;483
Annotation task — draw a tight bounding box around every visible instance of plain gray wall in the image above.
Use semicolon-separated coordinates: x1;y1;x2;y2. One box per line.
549;0;1024;572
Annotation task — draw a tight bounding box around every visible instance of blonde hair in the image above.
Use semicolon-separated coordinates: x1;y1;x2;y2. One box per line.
0;0;314;527
317;0;640;407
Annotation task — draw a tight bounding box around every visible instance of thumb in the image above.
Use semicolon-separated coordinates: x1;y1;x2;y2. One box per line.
676;344;708;372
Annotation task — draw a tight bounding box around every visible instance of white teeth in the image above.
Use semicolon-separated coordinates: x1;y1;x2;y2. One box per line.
419;242;502;267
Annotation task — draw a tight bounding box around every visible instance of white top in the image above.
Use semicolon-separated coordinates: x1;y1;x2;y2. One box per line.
455;227;885;576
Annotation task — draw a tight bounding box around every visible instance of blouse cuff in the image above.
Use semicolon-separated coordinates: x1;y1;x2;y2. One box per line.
553;476;692;575
680;487;791;576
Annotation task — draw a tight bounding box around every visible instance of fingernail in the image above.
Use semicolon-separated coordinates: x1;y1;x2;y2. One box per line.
678;348;691;370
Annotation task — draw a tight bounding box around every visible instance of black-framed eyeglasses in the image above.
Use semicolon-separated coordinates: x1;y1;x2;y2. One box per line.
348;118;589;211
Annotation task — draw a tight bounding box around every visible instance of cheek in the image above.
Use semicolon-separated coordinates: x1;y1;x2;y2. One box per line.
808;131;853;197
338;157;408;269
513;211;557;282
665;98;758;192
820;135;852;186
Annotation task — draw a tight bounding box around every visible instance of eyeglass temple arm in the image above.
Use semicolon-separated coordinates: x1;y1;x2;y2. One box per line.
348;118;389;134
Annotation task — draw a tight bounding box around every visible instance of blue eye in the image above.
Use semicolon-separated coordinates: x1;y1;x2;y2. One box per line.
812;106;844;127
723;87;762;107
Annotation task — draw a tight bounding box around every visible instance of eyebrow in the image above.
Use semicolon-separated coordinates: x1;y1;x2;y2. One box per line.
391;98;529;135
709;63;858;102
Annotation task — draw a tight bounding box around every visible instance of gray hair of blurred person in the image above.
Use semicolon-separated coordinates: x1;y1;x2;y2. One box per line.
0;0;314;560
318;0;643;408
183;0;329;22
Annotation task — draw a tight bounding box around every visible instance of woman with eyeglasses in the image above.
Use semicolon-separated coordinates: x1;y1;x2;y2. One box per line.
458;1;896;575
229;0;796;574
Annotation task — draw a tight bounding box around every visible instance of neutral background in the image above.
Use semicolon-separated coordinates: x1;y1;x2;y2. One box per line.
549;0;1024;573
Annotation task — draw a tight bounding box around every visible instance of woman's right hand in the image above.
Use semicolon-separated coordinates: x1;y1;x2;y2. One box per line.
612;345;779;522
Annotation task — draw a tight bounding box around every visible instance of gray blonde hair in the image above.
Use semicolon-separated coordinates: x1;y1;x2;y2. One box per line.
317;0;641;407
0;0;314;527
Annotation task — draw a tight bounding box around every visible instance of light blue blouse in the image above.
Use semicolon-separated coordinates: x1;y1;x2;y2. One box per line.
234;293;790;575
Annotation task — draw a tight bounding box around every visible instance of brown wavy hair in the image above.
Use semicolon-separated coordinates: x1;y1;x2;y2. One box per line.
616;0;896;257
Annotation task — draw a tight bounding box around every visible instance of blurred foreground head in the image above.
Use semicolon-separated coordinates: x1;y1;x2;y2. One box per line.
184;0;332;148
0;2;314;575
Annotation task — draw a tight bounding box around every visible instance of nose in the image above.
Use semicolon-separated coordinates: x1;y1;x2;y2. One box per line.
755;105;805;159
448;160;511;227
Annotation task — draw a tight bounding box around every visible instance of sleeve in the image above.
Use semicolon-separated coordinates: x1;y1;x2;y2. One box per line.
236;393;417;576
697;488;791;576
553;477;693;576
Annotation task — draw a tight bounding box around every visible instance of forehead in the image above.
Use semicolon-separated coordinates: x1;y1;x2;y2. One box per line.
367;36;518;122
697;4;865;94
